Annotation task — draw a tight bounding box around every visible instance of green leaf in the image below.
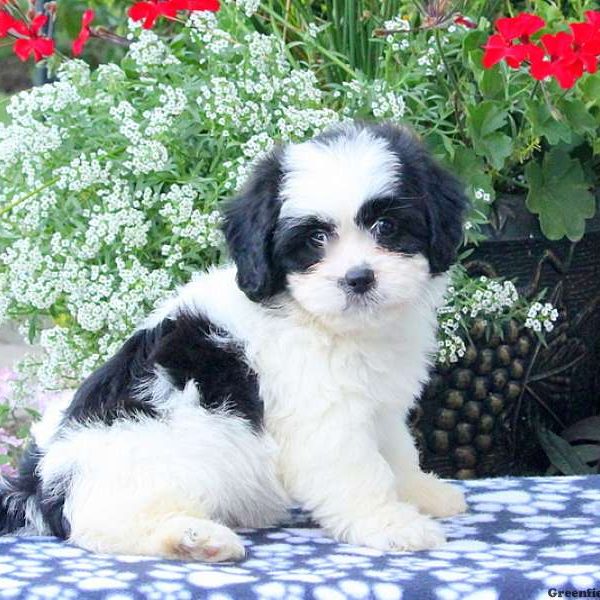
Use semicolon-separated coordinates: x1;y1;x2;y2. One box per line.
580;72;600;107
537;428;594;475
525;100;572;145
525;150;596;241
452;147;494;203
467;101;513;169
563;416;600;443
462;30;488;62
479;68;505;100
559;99;597;137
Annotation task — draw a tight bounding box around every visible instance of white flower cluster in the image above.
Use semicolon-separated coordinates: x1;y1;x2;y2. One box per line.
127;29;180;71
0;12;344;392
525;303;559;333
232;0;260;17
437;277;520;364
468;277;520;318
371;80;406;121
383;15;411;52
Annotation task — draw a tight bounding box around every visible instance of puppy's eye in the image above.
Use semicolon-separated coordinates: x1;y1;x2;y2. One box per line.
371;217;397;239
308;230;330;247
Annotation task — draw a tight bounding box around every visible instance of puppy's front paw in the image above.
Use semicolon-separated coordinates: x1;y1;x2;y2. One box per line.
400;473;467;518
156;516;246;562
346;506;446;552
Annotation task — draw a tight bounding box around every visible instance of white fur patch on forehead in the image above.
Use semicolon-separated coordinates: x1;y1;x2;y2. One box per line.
279;125;400;223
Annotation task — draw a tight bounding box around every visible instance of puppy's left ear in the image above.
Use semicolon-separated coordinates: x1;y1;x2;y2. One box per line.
222;149;285;302
423;155;469;274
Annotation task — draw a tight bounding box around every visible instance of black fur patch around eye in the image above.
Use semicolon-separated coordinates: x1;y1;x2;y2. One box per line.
272;216;336;274
356;197;429;255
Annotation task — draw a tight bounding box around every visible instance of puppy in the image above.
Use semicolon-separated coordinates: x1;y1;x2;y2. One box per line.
0;121;468;561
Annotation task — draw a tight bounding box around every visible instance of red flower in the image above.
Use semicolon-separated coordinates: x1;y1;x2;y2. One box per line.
12;14;55;62
570;22;600;71
530;25;600;89
128;0;219;30
483;12;545;69
72;9;94;56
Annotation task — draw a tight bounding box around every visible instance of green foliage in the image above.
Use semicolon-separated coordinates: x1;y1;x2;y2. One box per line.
525;149;596;241
539;416;600;476
258;0;600;240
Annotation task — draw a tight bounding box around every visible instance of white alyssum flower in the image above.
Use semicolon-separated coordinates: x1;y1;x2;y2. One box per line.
525;302;559;333
371;80;406;121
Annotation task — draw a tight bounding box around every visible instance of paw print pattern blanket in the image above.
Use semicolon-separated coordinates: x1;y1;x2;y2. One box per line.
1;475;599;600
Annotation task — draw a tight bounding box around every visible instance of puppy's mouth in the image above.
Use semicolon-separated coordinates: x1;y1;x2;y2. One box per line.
342;288;382;311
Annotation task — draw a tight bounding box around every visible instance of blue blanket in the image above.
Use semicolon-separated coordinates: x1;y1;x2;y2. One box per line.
1;475;599;599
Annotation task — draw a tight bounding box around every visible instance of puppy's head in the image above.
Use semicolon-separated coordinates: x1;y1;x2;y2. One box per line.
223;122;468;322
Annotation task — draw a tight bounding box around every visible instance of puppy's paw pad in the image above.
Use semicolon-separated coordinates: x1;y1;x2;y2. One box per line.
163;517;245;562
389;515;446;551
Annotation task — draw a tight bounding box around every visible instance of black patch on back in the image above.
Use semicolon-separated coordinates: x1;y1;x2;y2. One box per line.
151;313;263;428
63;313;262;429
63;320;175;425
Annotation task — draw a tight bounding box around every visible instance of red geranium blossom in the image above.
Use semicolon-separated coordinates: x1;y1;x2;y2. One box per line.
128;0;219;30
11;14;55;62
482;12;545;68
72;9;95;56
530;25;600;89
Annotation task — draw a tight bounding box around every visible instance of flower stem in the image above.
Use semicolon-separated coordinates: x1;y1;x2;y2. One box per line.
0;177;59;219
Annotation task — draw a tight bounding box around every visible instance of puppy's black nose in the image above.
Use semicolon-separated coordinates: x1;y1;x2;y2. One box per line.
344;266;376;294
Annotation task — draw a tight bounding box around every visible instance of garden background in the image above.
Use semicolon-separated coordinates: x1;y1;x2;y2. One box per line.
1;0;599;480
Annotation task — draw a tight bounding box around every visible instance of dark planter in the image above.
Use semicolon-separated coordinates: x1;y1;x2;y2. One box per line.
413;193;600;479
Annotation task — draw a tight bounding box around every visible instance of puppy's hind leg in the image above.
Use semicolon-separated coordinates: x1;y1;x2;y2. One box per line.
39;404;287;561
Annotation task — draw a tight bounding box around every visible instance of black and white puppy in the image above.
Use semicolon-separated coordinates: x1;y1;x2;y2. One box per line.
0;121;468;561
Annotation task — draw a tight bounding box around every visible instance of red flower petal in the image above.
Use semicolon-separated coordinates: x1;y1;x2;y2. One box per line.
82;8;95;27
496;12;545;41
9;17;30;37
570;22;600;56
540;31;575;59
72;9;94;56
128;2;159;29
33;37;54;60
13;38;32;61
585;10;600;30
183;0;220;10
0;11;16;37
529;57;553;81
482;33;510;68
30;13;48;35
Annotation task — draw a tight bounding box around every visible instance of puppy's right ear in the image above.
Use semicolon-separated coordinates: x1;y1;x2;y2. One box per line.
222;149;284;302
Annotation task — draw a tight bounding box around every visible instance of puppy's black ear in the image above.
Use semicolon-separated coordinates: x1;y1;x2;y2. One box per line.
222;149;285;302
365;122;468;274
423;155;469;274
